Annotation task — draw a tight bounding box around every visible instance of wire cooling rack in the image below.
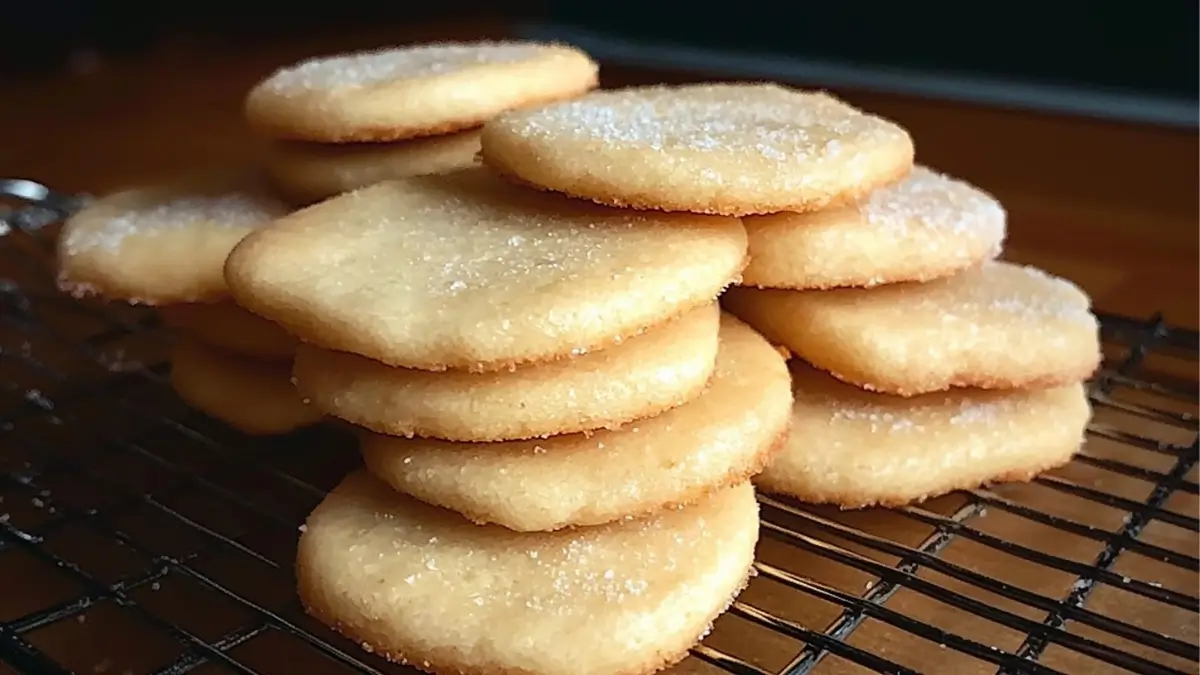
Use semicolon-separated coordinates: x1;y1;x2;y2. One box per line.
0;180;1196;675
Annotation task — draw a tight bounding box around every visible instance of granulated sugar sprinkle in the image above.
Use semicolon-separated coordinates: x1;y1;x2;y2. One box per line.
964;264;1096;325
512;84;906;164
62;191;285;254
843;261;1097;327
261;42;548;93
862;166;1007;237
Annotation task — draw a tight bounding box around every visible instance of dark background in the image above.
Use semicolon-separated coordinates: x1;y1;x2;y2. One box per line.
5;1;1197;120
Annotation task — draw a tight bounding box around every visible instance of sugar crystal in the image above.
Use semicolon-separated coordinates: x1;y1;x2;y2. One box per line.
260;42;547;94
512;84;909;172
63;190;284;255
861;166;1006;238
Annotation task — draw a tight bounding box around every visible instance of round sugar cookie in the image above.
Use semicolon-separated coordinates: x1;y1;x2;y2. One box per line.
297;470;759;675
56;170;289;305
480;82;914;216
264;130;482;205
225;168;748;372
169;338;321;435
359;313;791;531
158;300;299;360
723;261;1101;396
741;166;1007;289
295;303;720;442
757;362;1091;507
245;41;599;143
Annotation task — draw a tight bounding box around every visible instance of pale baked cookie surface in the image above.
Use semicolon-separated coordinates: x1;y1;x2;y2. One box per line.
56;170;288;305
757;362;1091;507
723;261;1101;396
480;82;914;216
245;41;599;143
295;303;720;442
741;166;1007;289
169;338;321;435
158;300;298;360
226;169;748;372
297;470;759;675
359;314;792;531
264;130;481;205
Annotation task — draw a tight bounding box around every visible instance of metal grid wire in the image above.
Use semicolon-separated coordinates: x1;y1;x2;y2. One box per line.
0;180;1197;675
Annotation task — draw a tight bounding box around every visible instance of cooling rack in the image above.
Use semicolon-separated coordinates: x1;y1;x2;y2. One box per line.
0;180;1196;675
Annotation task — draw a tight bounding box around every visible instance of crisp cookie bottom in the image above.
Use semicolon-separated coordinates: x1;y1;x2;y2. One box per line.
168;338;320;435
296;564;756;675
55;272;217;307
303;303;723;443
431;424;791;531
257;81;599;144
288;284;740;375
341;366;714;443
756;443;1080;510
738;254;990;291
274;117;484;145
485;150;911;218
829;361;1102;398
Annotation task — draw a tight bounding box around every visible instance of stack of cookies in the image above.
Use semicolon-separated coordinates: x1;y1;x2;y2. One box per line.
719;175;1100;510
724;258;1100;509
475;80;1100;511
56;35;1106;675
244;42;601;206
226;169;793;675
51;41;604;437
223;43;799;675
53;169;322;435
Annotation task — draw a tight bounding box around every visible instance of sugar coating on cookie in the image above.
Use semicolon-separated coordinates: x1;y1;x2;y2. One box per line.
264;130;482;205
723;261;1101;396
297;470;759;675
480;82;914;216
225;168;748;372
169;337;320;435
245;41;599;142
295;303;721;442
741;166;1007;289
757;362;1091;507
359;314;791;531
56;170;288;305
158;300;298;360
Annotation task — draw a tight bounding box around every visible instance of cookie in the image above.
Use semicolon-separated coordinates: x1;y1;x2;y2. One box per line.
295;303;720;442
757;361;1091;507
56;169;288;305
297;470;759;675
358;313;791;531
225;168;748;372
264;130;482;205
158;300;299;360
245;41;599;143
480;82;914;217
741;166;1007;289
723;261;1101;396
169;337;320;435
